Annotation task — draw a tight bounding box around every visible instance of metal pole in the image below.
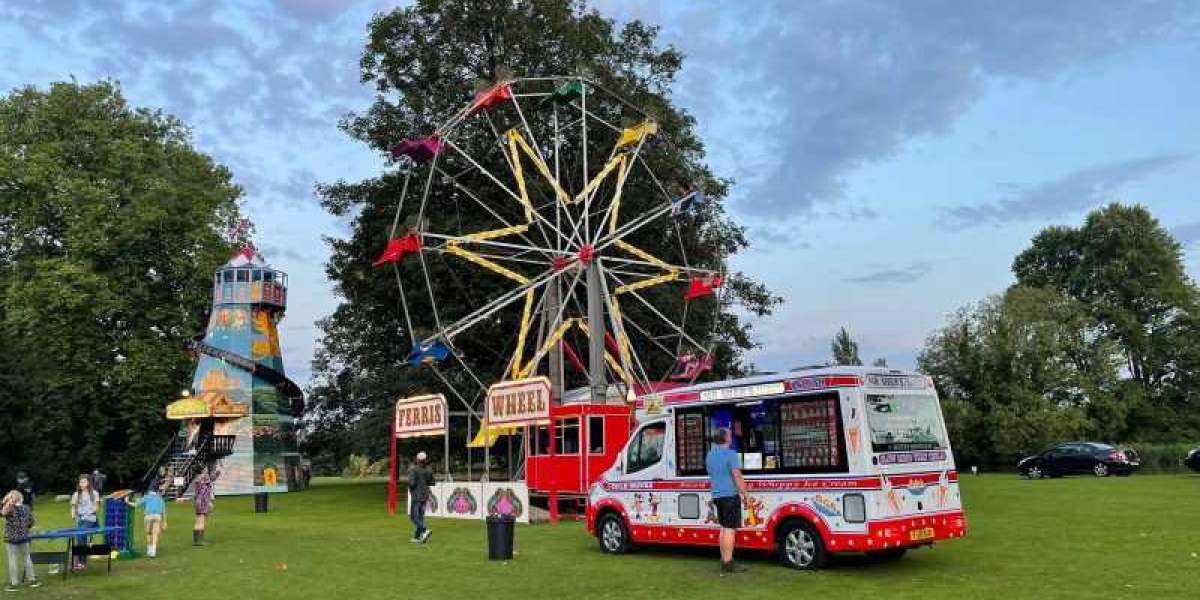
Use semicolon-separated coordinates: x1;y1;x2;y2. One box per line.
547;279;564;402
586;260;606;404
467;415;473;481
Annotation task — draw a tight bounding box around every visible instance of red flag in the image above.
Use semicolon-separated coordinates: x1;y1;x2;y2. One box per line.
683;274;723;300
373;232;422;266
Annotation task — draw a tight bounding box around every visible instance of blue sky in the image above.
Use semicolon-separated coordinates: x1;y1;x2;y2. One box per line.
4;0;1198;383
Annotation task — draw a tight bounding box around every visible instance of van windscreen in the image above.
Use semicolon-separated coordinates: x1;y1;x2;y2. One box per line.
865;394;946;453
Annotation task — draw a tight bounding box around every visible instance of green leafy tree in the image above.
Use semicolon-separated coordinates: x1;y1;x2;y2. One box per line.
1013;203;1195;386
919;287;1122;465
307;0;779;467
872;357;888;368
831;327;862;366
0;81;245;490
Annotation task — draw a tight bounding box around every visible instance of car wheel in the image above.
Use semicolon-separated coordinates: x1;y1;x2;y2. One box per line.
1093;462;1110;477
778;520;827;570
1024;465;1043;479
597;513;632;554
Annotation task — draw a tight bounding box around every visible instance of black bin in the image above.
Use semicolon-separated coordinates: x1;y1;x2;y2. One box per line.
254;492;269;513
485;515;515;560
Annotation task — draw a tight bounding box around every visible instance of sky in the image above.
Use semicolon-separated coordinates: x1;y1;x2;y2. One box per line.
3;0;1198;384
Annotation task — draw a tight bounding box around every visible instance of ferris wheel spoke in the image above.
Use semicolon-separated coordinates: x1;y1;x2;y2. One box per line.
433;166;562;258
438;267;561;342
483;113;558;251
604;266;708;353
600;254;717;276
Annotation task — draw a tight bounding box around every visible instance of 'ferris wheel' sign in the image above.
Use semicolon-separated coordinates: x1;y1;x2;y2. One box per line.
487;377;552;426
394;394;448;439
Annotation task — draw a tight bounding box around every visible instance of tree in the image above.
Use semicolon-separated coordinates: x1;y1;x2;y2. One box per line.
306;0;780;468
0;81;245;490
831;327;862;366
872;357;888;367
1013;203;1195;387
918;286;1122;465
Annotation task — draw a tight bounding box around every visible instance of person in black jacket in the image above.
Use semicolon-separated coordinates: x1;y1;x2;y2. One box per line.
14;473;33;511
407;452;435;544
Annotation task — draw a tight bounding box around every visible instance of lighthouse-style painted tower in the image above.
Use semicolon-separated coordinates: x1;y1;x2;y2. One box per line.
183;247;304;495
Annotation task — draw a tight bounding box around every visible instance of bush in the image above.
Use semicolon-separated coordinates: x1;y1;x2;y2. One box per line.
1123;442;1196;473
341;454;387;479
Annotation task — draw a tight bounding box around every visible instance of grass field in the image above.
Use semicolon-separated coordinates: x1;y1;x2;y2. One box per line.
6;474;1198;599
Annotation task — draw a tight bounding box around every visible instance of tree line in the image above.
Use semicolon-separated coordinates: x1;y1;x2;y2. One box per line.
918;204;1198;467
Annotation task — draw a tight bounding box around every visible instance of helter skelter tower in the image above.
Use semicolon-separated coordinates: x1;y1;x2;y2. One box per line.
165;247;305;496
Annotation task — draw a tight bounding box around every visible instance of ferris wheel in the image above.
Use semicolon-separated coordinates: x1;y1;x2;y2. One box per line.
374;74;725;405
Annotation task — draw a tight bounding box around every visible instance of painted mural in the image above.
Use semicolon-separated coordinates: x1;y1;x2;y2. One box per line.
188;249;303;496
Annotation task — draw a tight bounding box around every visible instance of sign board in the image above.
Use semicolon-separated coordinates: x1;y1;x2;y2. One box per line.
407;482;530;524
394;394;448;439
699;382;785;403
486;377;552;426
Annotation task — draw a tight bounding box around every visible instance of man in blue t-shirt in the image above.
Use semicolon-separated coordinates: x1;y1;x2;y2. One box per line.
706;427;747;574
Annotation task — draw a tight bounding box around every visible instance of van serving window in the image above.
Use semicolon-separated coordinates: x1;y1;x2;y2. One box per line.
674;392;847;476
530;424;551;456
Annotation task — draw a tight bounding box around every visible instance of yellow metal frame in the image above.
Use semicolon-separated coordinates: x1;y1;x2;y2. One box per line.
444;242;530;284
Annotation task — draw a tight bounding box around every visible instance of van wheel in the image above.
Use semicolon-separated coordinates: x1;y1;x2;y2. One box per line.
778;521;827;570
597;513;632;554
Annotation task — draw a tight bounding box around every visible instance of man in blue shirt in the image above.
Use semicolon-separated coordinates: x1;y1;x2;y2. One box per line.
706;427;747;574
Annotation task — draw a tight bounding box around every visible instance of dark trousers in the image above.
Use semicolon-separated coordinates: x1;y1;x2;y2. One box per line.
409;497;427;538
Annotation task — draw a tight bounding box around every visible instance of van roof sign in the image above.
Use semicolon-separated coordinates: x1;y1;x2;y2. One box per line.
865;373;931;389
698;382;785;402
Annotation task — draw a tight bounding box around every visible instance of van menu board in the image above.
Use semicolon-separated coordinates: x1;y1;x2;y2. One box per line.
675;412;706;474
780;397;839;468
486;377;552;426
394;394;448;439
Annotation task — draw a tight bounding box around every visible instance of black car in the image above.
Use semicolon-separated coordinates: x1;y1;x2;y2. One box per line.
1018;442;1140;478
1186;447;1200;473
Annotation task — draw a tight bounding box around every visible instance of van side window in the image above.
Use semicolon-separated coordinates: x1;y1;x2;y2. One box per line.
626;422;666;474
673;392;848;476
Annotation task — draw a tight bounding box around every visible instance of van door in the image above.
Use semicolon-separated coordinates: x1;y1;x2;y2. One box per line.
616;420;668;526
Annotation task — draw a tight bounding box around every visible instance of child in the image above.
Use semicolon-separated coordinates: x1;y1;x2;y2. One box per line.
2;490;40;592
192;467;219;546
125;484;167;558
68;474;100;570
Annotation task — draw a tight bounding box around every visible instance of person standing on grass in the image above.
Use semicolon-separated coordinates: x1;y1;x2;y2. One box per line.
68;474;100;570
126;482;168;558
408;452;435;544
3;490;41;592
14;473;33;512
706;427;748;574
192;467;219;547
91;468;107;495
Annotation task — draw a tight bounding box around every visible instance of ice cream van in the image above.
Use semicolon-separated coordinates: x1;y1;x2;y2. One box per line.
585;366;967;569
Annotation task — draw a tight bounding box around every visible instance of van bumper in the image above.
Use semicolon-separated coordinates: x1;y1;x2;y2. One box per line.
825;510;967;554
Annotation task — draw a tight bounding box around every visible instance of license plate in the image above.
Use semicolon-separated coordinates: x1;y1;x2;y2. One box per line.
909;527;935;541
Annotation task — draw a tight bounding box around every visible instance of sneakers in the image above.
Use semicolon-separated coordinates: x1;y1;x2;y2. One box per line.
419;529;432;543
4;586;18;593
409;537;421;543
27;581;41;589
720;561;747;574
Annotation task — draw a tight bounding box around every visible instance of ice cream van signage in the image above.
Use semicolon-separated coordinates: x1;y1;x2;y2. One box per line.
394;394;448;439
487;377;552;426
